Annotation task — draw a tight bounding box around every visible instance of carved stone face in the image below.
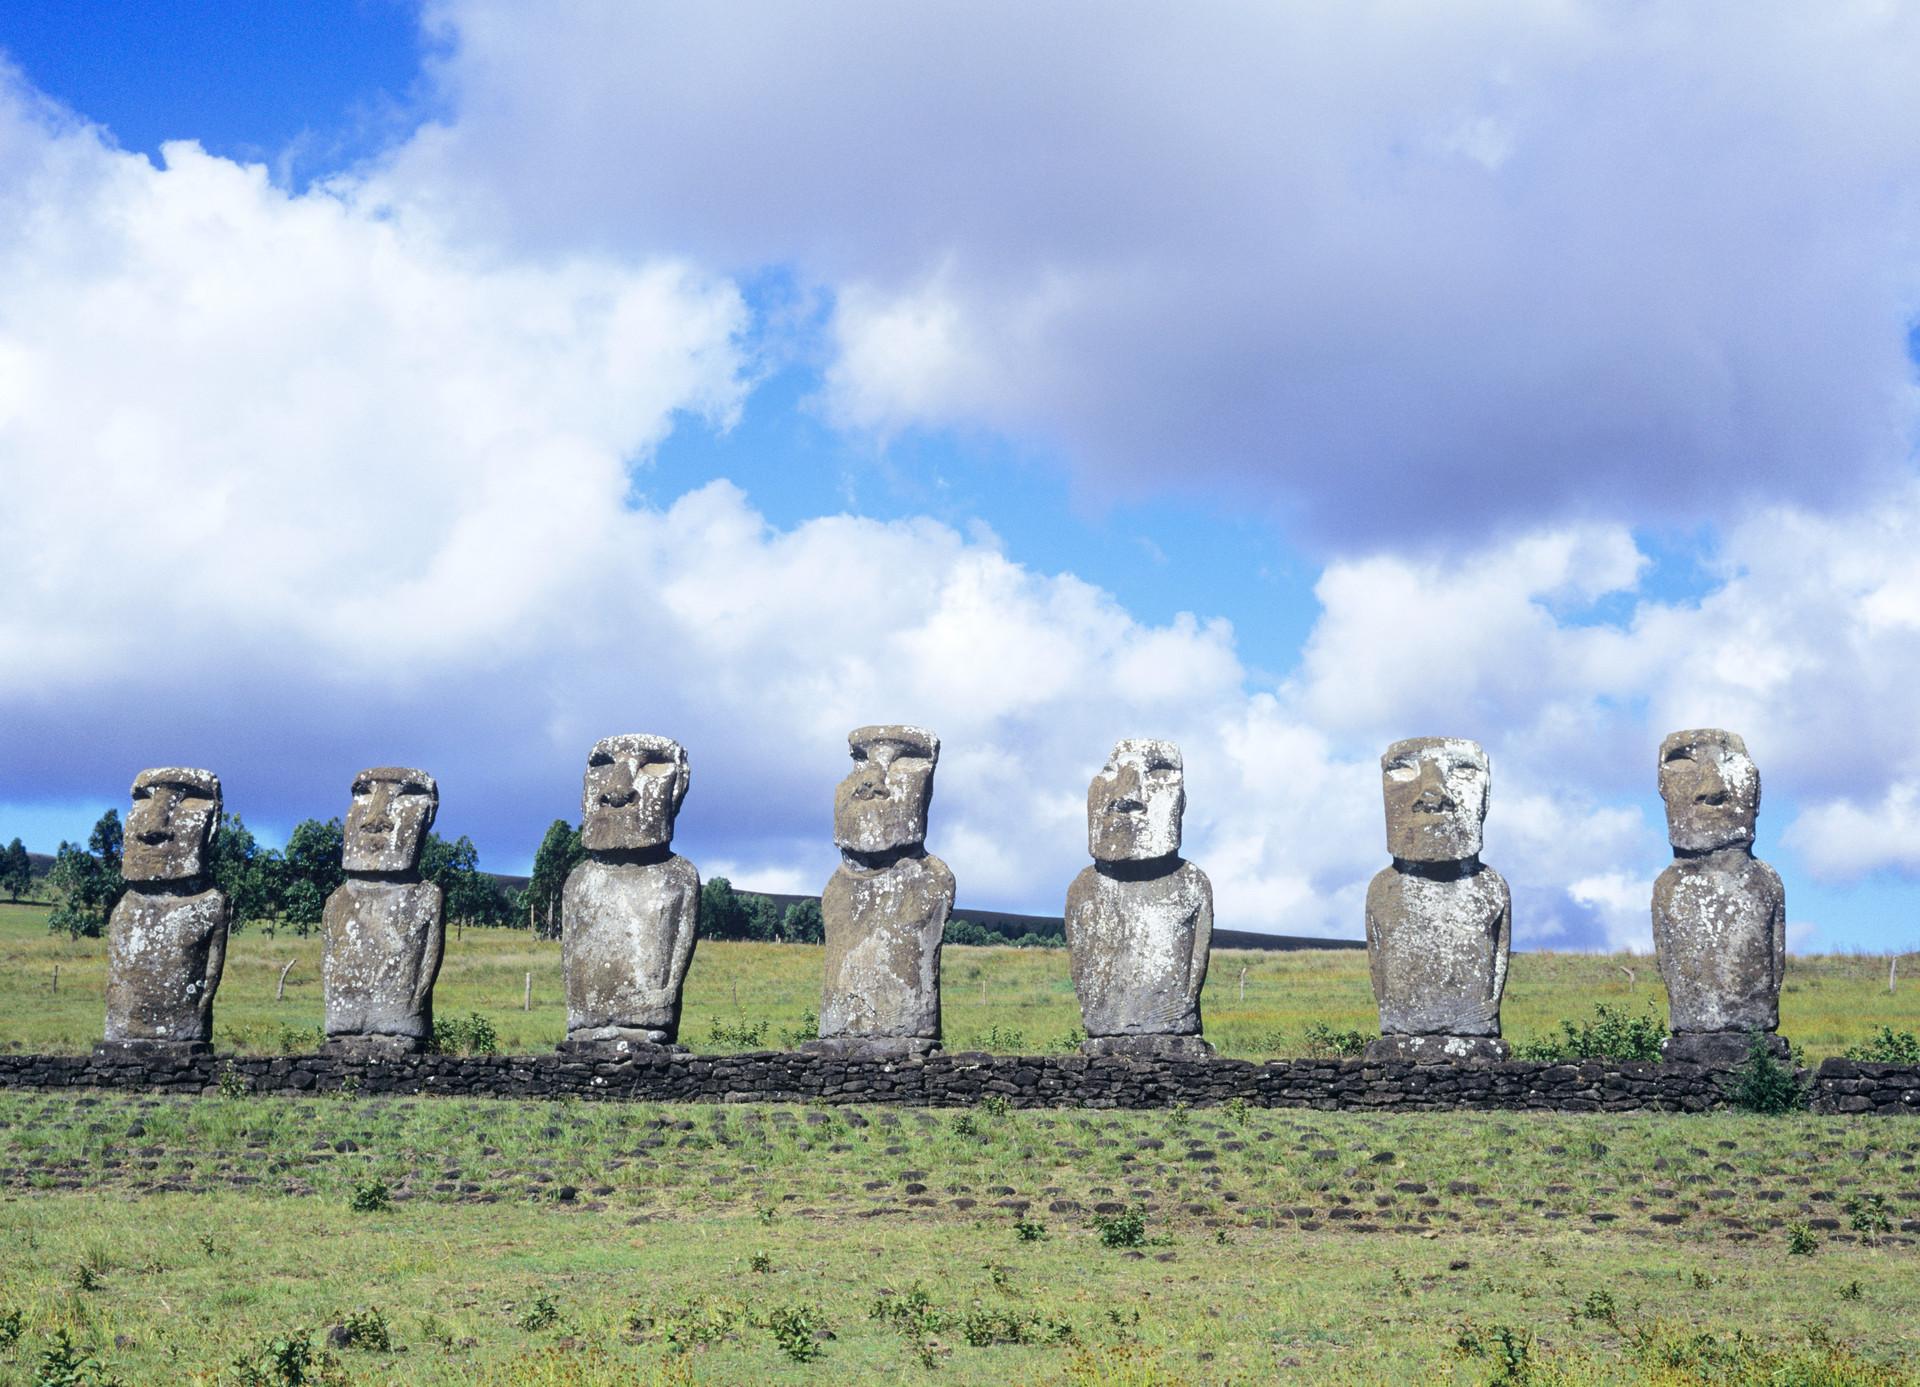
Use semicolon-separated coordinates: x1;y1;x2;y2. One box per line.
122;767;222;883
342;767;439;872
1088;739;1185;862
834;725;939;854
581;734;689;851
1659;728;1759;852
1382;737;1490;863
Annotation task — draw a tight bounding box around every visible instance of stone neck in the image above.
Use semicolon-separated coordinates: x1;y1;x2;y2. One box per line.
1391;855;1482;881
1671;843;1753;869
344;867;428;885
839;844;924;874
587;844;674;868
123;874;213;896
1093;853;1183;883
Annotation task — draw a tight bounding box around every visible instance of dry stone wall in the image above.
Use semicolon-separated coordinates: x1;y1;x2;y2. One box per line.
0;1049;1913;1114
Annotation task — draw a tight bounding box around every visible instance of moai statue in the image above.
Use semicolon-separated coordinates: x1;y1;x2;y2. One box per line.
805;725;952;1059
101;768;229;1055
1652;729;1788;1065
1065;740;1214;1058
322;768;444;1056
560;735;701;1053
1364;738;1511;1062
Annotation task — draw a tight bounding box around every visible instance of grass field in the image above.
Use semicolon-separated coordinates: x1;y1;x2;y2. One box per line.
0;1090;1918;1384
0;902;1914;1060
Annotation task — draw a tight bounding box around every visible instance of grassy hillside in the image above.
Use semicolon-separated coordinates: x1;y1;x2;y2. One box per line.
1;901;1912;1059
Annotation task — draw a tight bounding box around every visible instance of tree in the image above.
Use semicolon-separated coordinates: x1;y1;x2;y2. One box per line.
743;892;783;941
281;817;345;921
423;831;512;927
943;917;995;947
45;811;125;938
88;809;123;874
527;821;583;937
699;877;751;940
780;898;825;944
1;838;30;902
207;813;275;931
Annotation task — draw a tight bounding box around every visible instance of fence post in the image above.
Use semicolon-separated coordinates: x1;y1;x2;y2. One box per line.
524;972;532;1011
277;959;296;1001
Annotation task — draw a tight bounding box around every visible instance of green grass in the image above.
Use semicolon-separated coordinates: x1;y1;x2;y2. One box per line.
0;1090;1916;1383
2;901;1914;1060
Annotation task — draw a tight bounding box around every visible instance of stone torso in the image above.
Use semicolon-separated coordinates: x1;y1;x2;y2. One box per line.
1653;854;1784;1034
104;886;229;1044
1366;864;1509;1037
561;855;700;1039
819;853;953;1041
323;878;444;1042
1065;860;1212;1037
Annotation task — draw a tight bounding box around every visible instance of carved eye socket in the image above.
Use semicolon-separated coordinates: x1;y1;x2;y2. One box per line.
850;747;869;763
400;782;430;797
131;785;152;800
1663;748;1694;764
638;761;675;778
890;755;930;775
589;753;614;768
1384;761;1416;780
351;780;372;797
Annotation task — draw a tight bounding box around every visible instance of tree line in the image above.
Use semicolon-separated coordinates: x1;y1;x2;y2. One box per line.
38;810;514;938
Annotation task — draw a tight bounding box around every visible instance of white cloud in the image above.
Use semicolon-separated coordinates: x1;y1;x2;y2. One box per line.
380;1;1920;541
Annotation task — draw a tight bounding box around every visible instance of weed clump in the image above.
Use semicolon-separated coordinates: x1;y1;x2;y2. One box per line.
1092;1205;1149;1249
1300;1021;1369;1058
225;1330;344;1387
514;1293;561;1333
429;1012;499;1055
348;1178;390;1213
767;1304;828;1362
333;1306;391;1352
706;1016;769;1049
1013;1214;1048;1242
1726;1034;1808;1114
1845;1027;1920;1064
1514;1002;1666;1063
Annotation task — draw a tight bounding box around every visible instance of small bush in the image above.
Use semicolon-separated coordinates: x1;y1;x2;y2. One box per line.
963;1025;1027;1053
515;1294;561;1333
217;1064;249;1099
1092;1206;1149;1250
748;1251;773;1273
1726;1034;1807;1114
1840;1280;1864;1302
1844;1193;1892;1241
1787;1221;1819;1255
1514;1002;1666;1062
348;1179;390;1213
1300;1021;1369;1058
1050;1029;1086;1053
779;1010;819;1047
1014;1215;1048;1242
0;1307;20;1349
767;1304;827;1363
1454;1321;1534;1385
430;1012;499;1056
706;1017;769;1049
225;1330;344;1387
1845;1026;1920;1064
1222;1097;1251;1126
336;1306;391;1352
978;1093;1012;1118
872;1282;946;1337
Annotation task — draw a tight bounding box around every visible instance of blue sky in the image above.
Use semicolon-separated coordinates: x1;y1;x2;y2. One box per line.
4;3;1920;952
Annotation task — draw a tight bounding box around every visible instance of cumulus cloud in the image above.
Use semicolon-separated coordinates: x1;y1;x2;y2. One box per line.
380;0;1920;543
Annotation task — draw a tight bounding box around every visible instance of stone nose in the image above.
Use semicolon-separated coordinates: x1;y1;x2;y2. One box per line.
852;772;889;800
1412;760;1453;810
597;763;639;808
1693;758;1729;805
360;782;398;831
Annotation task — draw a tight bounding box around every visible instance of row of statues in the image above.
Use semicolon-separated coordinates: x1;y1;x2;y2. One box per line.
94;726;1787;1067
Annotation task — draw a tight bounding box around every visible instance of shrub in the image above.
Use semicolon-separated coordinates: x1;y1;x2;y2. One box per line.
748;1251;773;1273
1845;1027;1920;1064
1844;1193;1892;1241
1013;1215;1048;1242
0;1307;19;1349
430;1012;498;1056
767;1305;827;1362
779;1010;818;1047
348;1179;390;1213
1092;1206;1148;1249
515;1293;561;1333
225;1331;343;1387
218;1063;249;1099
336;1306;391;1352
1726;1034;1807;1114
706;1016;769;1049
1300;1021;1369;1058
943;918;997;946
1454;1321;1534;1385
1787;1221;1819;1255
1513;1002;1666;1062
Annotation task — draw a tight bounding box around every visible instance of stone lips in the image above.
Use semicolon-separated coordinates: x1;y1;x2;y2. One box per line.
341;766;439;873
1659;728;1760;852
1087;738;1185;863
561;854;701;1045
1065;858;1212;1039
581;734;689;853
121;767;222;883
1381;737;1489;863
834;724;939;855
323;877;444;1049
103;885;229;1046
816;851;953;1051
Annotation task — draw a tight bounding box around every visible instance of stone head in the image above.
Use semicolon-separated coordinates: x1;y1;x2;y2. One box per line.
342;767;439;872
1658;728;1759;852
1381;737;1490;863
834;725;939;854
581;734;689;851
122;767;222;883
1088;738;1185;862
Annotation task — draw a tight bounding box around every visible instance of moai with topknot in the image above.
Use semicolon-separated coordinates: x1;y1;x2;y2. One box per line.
1065;739;1213;1057
561;735;701;1053
1364;737;1511;1061
101;768;229;1055
805;725;952;1058
322;767;444;1056
1653;729;1788;1065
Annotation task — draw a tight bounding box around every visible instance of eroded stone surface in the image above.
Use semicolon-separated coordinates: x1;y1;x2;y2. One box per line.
1365;739;1510;1061
812;727;950;1055
1066;739;1212;1050
1652;729;1785;1055
105;768;228;1050
324;768;444;1052
563;735;700;1048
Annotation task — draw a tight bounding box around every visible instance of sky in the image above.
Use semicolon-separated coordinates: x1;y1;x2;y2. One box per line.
3;1;1920;951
